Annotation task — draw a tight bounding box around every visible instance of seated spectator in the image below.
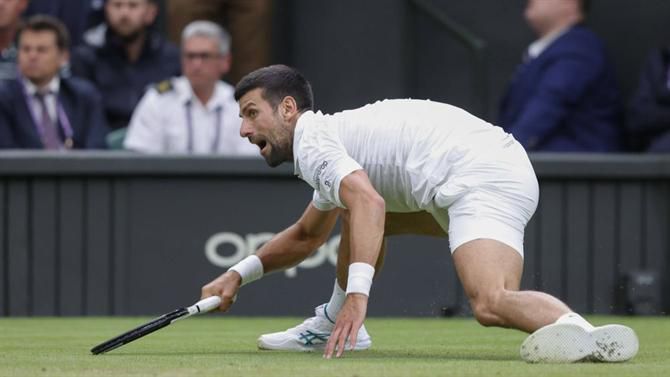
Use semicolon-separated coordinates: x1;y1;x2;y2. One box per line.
166;0;273;84
124;21;258;156
71;0;180;130
22;0;105;47
498;0;623;152
627;47;670;153
0;16;109;149
0;0;28;80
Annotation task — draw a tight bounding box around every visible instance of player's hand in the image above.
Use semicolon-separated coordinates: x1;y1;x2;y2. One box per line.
200;271;241;312
324;293;368;359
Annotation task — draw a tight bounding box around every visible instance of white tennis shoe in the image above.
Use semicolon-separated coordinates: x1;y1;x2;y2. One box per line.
589;324;639;362
520;323;593;363
257;304;372;351
520;322;638;363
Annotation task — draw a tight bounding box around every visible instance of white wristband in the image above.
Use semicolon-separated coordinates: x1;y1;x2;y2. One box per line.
346;262;375;296
229;255;264;287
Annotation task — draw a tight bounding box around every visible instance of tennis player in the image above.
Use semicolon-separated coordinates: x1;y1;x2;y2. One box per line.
201;64;638;363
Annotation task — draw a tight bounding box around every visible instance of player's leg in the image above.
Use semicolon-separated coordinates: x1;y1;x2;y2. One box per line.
443;177;638;363
452;238;638;363
452;239;570;332
439;144;637;362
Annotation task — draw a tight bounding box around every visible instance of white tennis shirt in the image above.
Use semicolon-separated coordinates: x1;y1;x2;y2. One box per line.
293;99;519;212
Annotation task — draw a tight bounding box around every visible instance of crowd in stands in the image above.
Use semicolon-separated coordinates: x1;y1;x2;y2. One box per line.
0;0;668;153
0;0;269;154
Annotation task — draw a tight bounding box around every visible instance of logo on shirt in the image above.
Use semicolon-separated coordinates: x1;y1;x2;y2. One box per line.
313;161;328;190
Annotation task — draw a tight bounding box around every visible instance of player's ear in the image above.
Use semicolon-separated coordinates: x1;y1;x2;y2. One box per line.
280;96;298;120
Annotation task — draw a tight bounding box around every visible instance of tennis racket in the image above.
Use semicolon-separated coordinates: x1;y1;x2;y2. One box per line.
90;296;222;355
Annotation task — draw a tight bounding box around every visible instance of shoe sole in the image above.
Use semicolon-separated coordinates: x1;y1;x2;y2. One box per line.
590;324;639;362
257;336;371;352
520;323;593;363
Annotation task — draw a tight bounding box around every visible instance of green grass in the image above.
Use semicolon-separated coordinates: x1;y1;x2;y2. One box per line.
1;316;668;376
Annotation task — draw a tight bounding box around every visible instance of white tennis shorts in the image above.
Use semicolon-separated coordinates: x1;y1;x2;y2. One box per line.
429;140;539;257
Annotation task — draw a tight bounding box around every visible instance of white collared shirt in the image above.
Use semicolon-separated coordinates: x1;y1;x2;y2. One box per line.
23;76;60;125
526;25;571;60
124;76;259;156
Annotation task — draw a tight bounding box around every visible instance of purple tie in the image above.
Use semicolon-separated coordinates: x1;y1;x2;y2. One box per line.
34;91;61;149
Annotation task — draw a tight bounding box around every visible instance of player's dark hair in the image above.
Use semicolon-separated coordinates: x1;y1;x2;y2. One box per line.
17;15;70;51
234;65;314;112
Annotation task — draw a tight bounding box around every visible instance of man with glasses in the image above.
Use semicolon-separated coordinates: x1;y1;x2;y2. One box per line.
71;0;180;131
124;21;257;155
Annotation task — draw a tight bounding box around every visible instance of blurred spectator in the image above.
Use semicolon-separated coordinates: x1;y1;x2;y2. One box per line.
22;0;105;47
498;0;623;152
70;0;180;130
166;0;272;84
0;0;28;80
627;47;670;153
0;16;109;149
124;21;258;156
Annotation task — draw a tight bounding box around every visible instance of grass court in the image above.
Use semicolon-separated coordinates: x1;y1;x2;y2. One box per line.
1;316;669;376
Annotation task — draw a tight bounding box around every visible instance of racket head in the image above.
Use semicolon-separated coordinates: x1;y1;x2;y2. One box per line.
91;308;188;355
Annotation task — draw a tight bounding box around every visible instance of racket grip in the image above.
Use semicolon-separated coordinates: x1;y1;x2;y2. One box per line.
194;296;222;313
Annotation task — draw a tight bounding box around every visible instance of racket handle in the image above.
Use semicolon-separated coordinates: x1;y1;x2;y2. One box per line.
193;296;222;313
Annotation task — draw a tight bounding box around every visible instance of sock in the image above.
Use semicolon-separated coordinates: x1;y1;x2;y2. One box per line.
555;312;596;331
323;279;346;323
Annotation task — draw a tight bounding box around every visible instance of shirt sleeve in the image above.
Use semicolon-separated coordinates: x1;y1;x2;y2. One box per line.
296;119;363;208
311;190;338;211
123;89;165;153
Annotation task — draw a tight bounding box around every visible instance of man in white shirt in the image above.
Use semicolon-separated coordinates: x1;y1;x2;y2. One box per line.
124;20;257;156
200;65;638;363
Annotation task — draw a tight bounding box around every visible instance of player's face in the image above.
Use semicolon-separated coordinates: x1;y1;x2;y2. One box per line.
239;88;294;167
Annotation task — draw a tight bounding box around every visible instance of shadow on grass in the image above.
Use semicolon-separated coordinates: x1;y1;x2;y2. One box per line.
94;349;518;362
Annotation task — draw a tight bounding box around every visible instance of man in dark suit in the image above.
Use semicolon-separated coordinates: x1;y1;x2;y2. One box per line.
499;0;623;152
627;47;670;152
0;15;108;149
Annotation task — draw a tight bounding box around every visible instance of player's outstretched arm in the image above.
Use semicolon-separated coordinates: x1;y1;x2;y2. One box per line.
256;203;340;273
201;203;339;311
325;170;385;359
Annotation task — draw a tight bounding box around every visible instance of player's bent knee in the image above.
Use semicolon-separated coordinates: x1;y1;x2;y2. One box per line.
469;290;507;327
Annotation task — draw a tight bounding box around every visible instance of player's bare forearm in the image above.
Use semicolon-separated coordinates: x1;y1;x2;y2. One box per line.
201;203;338;310
339;171;386;266
347;197;385;265
256;203;339;274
